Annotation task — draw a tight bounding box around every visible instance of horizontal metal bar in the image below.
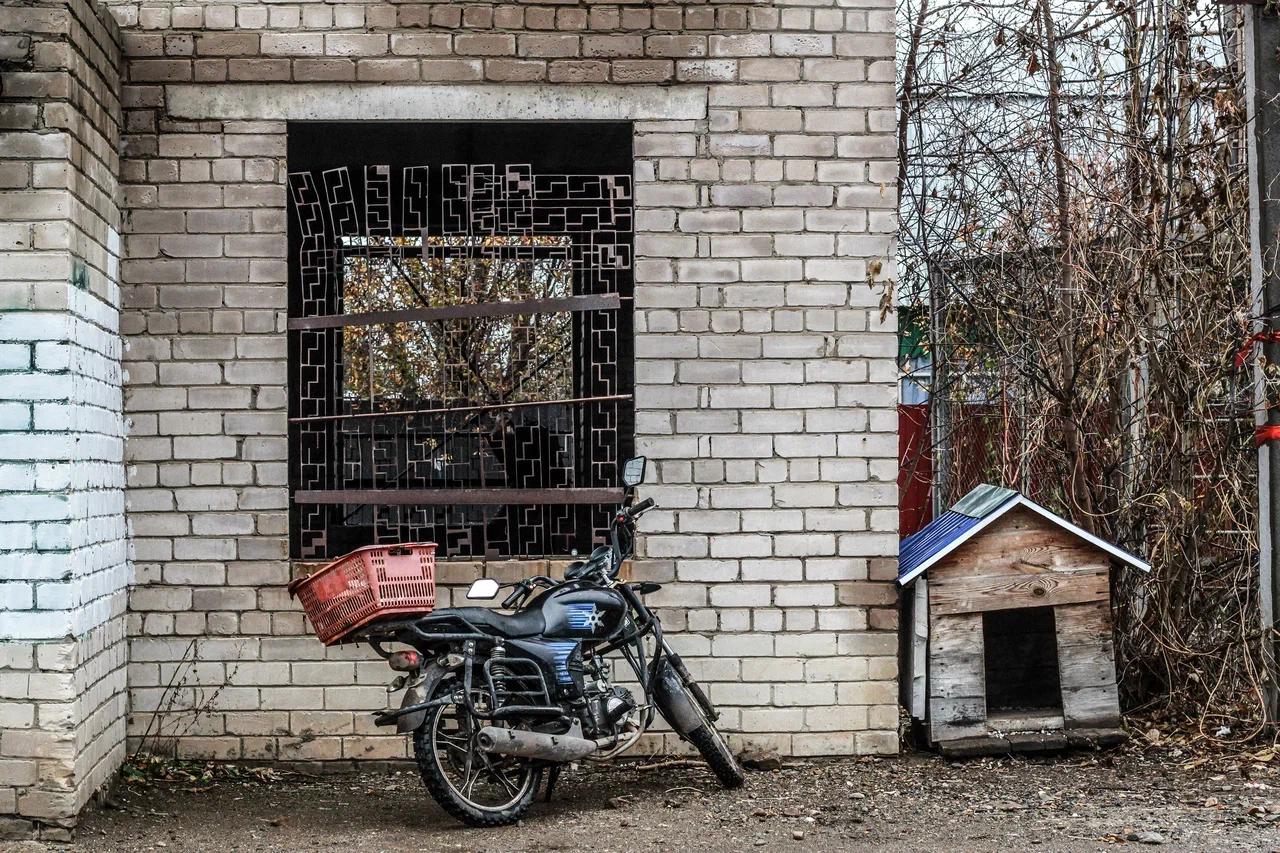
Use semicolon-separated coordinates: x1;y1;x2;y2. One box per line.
491;705;568;720
373;696;454;726
289;393;632;424
288;293;621;331
294;487;624;506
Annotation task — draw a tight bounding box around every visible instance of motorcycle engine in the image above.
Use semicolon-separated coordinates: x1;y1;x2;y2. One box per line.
586;685;636;738
581;659;636;737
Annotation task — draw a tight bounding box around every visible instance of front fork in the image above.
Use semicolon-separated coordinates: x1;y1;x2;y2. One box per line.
615;581;718;723
660;641;719;722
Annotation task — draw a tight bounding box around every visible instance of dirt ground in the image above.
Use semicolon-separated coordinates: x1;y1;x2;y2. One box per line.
7;746;1280;853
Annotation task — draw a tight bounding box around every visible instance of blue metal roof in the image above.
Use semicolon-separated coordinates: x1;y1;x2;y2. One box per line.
897;510;987;582
897;484;1151;584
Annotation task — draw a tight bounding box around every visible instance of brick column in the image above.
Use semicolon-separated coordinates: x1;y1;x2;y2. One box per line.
631;18;900;755
0;0;129;838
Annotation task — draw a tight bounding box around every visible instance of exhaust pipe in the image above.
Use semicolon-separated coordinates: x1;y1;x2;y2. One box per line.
476;726;602;762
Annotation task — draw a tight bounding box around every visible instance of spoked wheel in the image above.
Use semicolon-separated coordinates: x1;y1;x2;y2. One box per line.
413;679;542;827
687;714;745;788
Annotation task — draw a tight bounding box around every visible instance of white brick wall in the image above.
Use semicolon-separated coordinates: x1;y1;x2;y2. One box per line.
110;47;897;765
1;0;900;798
0;0;129;837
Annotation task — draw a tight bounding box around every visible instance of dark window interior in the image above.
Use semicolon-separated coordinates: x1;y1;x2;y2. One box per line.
286;123;634;561
982;606;1063;713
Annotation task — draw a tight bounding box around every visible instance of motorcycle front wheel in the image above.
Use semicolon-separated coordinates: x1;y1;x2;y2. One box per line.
676;675;745;788
412;678;542;827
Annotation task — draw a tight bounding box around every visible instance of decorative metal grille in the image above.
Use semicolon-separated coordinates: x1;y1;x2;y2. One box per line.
287;128;633;561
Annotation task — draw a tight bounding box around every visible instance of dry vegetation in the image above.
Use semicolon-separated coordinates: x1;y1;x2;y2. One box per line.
898;0;1270;740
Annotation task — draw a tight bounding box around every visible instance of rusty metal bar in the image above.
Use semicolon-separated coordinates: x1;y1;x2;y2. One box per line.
287;293;621;331
295;488;624;506
288;393;632;425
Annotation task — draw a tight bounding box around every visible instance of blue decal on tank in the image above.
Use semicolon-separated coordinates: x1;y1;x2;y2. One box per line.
547;641;578;684
565;603;596;630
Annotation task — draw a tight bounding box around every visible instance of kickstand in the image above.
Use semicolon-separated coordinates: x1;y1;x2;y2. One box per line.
544;764;561;803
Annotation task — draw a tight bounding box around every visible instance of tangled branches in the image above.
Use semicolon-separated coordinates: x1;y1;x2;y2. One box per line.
899;0;1270;740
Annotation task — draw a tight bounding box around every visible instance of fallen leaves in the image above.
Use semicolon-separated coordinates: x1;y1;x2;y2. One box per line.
121;755;300;790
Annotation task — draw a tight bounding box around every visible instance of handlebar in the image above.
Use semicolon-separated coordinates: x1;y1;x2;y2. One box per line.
629;497;655;517
500;575;556;609
495;494;659;609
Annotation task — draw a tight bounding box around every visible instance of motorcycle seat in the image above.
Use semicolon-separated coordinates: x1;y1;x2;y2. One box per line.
442;606;546;639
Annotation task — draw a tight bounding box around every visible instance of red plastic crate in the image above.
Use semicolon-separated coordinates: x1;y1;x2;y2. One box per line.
288;543;437;645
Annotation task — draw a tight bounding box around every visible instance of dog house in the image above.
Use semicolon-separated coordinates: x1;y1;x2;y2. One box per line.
898;485;1150;756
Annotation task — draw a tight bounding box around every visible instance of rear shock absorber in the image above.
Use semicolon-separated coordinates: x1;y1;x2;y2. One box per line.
489;642;508;708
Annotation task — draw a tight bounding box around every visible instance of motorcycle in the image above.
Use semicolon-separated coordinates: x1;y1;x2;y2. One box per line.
351;456;744;826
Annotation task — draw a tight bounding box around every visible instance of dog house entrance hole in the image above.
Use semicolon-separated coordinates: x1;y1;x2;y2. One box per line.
982;606;1062;714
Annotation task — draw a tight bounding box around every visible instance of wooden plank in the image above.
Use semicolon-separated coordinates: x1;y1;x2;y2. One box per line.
910;579;928;720
986;710;1065;732
1055;601;1122;727
1057;652;1116;690
929;609;982;656
937;731;1077;757
931;698;987;742
1057;614;1117;692
928;612;985;742
1055;602;1119;689
930;568;1109;616
1005;732;1068;753
929;652;986;698
929;506;1113;582
1055;600;1114;648
1061;684;1121;728
937;735;1010;757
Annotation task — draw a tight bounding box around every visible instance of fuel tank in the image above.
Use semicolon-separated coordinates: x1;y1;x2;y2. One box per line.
503;586;628;697
537;584;627;639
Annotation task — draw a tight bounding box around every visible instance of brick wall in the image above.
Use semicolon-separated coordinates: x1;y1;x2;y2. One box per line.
102;0;900;763
0;0;128;838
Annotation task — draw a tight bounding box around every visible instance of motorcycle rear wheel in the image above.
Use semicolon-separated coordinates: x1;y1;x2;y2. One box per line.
413;679;542;827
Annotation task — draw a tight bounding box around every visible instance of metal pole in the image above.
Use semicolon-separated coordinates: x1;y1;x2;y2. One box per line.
928;262;950;516
1245;3;1280;721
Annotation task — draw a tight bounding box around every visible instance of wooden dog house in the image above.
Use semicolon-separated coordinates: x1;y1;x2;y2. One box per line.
898;485;1149;756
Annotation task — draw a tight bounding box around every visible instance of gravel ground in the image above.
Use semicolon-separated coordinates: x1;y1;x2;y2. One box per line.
6;747;1280;853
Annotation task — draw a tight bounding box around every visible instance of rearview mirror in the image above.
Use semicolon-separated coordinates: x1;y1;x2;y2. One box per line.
622;456;647;487
466;578;500;600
